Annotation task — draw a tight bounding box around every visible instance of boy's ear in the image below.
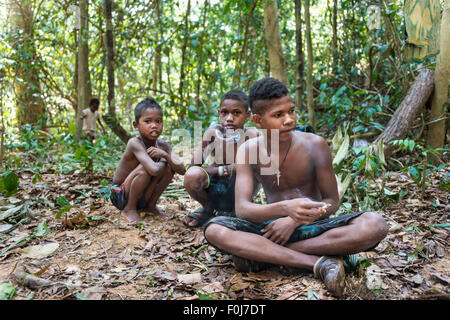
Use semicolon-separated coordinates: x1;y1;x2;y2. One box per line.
252;114;262;129
132;120;138;129
245;110;251;120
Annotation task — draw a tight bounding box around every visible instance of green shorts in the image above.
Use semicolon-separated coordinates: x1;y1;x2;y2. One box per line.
204;212;365;250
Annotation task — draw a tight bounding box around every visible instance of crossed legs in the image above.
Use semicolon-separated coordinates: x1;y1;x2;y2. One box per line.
204;212;388;295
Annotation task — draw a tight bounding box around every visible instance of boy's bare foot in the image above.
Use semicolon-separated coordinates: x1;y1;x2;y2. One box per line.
313;256;345;298
121;210;143;225
147;205;169;219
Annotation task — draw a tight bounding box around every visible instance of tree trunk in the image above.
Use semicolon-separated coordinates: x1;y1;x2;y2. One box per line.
152;0;161;90
305;0;315;128
195;0;209;111
332;0;338;73
427;0;450;152
76;0;91;139
234;0;259;86
103;0;131;144
375;68;435;156
295;0;304;112
178;0;191;120
263;0;287;85
10;0;45;129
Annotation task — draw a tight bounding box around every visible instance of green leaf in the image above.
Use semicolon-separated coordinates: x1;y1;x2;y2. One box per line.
408;140;415;152
198;292;215;300
55;206;71;219
1;171;19;196
407;166;421;184
75;292;88;300
32;220;51;237
432;223;450;228
307;288;319;300
32;173;42;184
0;283;16;300
331;126;344;154
69;123;76;136
376;139;386;166
56;195;70;207
87;215;103;221
332;131;350;167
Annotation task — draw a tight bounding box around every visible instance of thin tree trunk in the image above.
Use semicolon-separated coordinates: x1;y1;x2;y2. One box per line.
196;0;209;111
234;0;259;86
178;0;191;120
305;0;315;128
10;0;44;128
427;0;449;152
152;0;161;90
332;0;338;72
103;0;131;144
73;28;78;113
263;0;287;85
375;69;435;156
76;0;91;139
295;0;304;112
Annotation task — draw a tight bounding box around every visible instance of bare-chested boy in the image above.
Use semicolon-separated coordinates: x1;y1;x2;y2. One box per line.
203;78;388;297
183;89;260;228
111;97;186;224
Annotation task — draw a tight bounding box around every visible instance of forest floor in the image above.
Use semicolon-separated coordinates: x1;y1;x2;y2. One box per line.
0;157;448;301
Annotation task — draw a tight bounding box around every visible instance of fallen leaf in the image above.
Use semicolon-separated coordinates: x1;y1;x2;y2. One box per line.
80;286;107;300
177;273;202;285
230;281;250;292
19;242;59;259
366;264;384;290
198;281;225;294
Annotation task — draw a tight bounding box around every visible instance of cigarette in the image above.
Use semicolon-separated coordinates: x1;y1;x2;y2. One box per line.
318;203;331;213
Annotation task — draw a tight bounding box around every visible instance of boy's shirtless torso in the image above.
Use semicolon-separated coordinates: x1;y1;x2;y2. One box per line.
249;131;328;204
113;136;170;185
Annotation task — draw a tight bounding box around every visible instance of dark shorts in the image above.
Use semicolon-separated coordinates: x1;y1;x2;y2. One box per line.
204;211;366;250
110;183;147;211
205;174;237;213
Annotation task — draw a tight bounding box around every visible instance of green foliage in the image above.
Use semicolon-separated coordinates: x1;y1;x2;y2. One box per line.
0;171;19;197
55;195;72;219
389;139;448;198
0;283;15;300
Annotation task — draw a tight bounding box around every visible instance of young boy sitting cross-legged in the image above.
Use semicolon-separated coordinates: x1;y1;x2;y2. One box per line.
111;97;186;224
183;89;260;228
203;78;388;297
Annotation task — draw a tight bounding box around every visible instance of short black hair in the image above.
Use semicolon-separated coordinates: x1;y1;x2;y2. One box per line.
90;98;100;107
134;97;163;122
220;89;249;111
248;77;289;114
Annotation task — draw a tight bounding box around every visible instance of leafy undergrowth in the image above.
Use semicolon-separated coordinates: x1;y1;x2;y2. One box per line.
0;165;448;300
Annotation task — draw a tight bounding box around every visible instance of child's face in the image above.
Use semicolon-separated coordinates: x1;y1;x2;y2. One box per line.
217;99;250;130
133;108;163;141
90;104;99;112
253;95;296;137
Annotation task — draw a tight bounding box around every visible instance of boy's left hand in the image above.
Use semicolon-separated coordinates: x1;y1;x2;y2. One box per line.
147;146;168;159
261;217;297;246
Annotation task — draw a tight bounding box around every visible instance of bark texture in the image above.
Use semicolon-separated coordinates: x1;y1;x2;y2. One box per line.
375;68;435;156
263;0;287;85
427;0;450;150
103;0;131;144
76;0;92;139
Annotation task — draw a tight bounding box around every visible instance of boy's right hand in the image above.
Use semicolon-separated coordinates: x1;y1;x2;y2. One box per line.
147;146;168;159
281;198;326;225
